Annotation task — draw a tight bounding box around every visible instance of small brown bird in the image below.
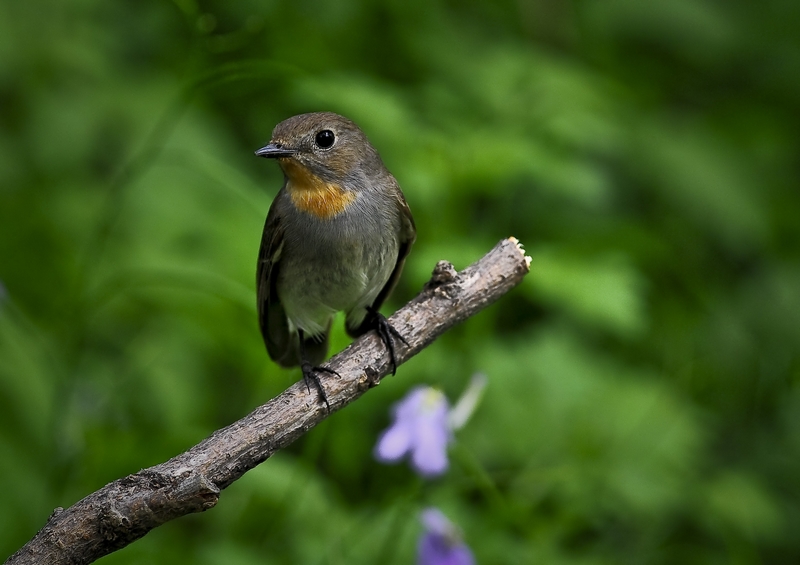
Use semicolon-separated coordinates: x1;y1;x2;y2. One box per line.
255;112;416;406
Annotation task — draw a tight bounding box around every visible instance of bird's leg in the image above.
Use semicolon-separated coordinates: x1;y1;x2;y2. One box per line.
298;330;338;411
366;306;408;376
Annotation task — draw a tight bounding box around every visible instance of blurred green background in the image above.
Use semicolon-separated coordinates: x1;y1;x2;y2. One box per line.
1;0;799;563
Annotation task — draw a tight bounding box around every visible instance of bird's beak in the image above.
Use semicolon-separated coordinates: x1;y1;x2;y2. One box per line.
254;143;296;159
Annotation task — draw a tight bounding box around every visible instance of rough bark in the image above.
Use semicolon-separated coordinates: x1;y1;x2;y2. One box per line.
5;237;531;565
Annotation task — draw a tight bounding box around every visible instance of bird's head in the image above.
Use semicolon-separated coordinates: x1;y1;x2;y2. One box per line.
255;112;379;187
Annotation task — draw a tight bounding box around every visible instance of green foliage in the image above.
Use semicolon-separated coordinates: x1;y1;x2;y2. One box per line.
1;0;799;562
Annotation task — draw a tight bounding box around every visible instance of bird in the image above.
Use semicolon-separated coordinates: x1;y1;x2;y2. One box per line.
254;112;416;407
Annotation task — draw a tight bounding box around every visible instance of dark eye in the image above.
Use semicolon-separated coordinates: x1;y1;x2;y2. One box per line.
315;129;335;149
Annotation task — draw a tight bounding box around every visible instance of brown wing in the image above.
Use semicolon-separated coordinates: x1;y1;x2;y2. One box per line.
258;191;332;367
256;196;298;367
346;186;416;338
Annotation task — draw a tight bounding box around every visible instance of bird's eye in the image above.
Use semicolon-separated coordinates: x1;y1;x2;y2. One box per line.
315;130;335;149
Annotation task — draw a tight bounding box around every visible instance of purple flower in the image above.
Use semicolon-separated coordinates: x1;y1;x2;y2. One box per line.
418;508;475;565
374;386;451;477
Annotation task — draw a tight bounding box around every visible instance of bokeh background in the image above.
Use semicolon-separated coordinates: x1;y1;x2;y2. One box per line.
2;0;799;563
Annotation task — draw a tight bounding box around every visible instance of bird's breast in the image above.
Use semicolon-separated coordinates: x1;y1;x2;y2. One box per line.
280;159;355;219
275;190;399;335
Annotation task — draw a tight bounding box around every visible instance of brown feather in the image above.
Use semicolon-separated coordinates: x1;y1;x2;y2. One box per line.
256;198;298;367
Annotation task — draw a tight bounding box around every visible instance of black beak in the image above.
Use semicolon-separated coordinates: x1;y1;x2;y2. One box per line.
254;143;295;158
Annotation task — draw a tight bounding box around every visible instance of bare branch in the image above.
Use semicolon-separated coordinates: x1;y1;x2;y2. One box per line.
5;237;531;565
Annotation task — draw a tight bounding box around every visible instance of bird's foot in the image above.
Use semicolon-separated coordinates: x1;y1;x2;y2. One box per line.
300;362;339;410
367;307;408;375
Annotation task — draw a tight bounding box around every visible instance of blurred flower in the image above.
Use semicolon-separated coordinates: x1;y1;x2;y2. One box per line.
375;375;488;477
374;386;451;477
418;508;475;565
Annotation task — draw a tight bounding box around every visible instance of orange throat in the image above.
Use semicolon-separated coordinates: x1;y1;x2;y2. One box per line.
281;159;355;219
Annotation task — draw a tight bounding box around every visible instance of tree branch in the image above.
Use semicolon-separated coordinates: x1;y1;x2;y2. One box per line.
5;237;531;565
